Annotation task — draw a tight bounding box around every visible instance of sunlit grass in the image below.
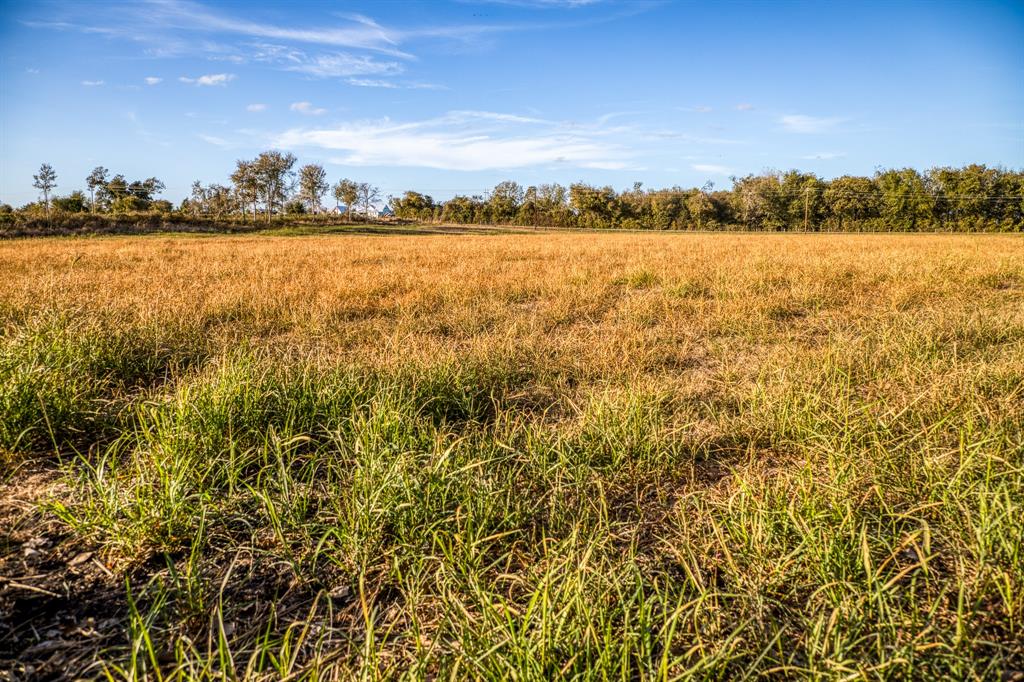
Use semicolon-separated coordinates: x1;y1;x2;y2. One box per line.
1;231;1021;678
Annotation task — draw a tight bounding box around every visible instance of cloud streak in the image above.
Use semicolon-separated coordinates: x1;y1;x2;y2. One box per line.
273;110;631;171
179;73;234;85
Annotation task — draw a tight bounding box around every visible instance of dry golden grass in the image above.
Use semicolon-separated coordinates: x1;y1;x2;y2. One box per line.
3;232;1021;370
1;231;1022;679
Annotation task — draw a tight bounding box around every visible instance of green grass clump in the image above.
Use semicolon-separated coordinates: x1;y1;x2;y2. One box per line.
0;314;203;459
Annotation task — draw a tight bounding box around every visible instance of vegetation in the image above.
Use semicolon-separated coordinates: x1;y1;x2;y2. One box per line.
2;231;1022;679
390;167;1024;232
3;160;1022;236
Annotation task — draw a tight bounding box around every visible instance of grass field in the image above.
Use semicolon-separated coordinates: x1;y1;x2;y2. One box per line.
1;231;1022;680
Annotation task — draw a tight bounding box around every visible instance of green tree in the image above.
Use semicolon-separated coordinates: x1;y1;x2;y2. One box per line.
875;168;936;231
488;181;524;223
297;163;329;214
440;195;478;224
231;160;261;223
823;176;880;230
254;151;296;222
51;191;89;213
391;191;435;220
86;166;108;212
686;183;715;230
32;163;57;218
333;179;359;213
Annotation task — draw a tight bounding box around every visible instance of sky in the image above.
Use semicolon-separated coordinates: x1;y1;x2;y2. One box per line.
1;0;1022;206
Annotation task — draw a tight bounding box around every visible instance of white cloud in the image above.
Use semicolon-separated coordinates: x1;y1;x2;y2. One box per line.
780;114;844;134
346;78;399;88
689;105;713;113
736;103;753;111
26;68;40;74
179;73;235;86
246;103;267;112
144;76;162;85
691;163;732;175
273;110;629;171
81;79;105;86
198;134;228;147
290;101;327;115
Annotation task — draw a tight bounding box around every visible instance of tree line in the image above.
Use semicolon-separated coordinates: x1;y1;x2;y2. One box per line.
8;159;1023;232
390;166;1023;232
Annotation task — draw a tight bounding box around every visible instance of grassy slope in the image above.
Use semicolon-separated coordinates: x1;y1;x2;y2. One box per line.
1;232;1022;679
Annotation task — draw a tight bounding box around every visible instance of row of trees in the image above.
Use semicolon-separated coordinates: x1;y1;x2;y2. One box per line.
187;153;381;221
24;164;169;217
11;160;1023;232
14;156;382;224
389;166;1023;232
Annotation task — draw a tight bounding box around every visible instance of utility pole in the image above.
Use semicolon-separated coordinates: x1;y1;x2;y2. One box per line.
804;186;810;231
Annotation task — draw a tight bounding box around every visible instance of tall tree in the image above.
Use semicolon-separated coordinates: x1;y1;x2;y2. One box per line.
230;160;260;223
253;151;296;222
333;179;359;212
85;166;108;212
297;163;329;214
189;181;208;217
32;163;57;217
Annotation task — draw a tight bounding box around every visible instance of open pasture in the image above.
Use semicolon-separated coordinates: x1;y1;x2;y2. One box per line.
1;231;1022;679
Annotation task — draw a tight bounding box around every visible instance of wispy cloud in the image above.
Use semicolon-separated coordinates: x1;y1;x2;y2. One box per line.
246;103;267;112
273;110;630;171
736;103;753;111
26;68;40;75
346;78;399;89
780;114;844;134
179;73;235;86
247;45;405;78
198;133;229;147
81;79;105;86
290;101;327;115
346;78;446;90
692;163;732;175
136;0;415;58
686;105;713;113
144;76;162;85
801;152;846;160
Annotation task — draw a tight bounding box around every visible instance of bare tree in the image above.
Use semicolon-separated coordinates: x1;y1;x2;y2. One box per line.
357;182;381;215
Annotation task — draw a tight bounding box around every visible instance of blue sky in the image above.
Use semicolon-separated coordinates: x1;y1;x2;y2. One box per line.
1;0;1022;205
